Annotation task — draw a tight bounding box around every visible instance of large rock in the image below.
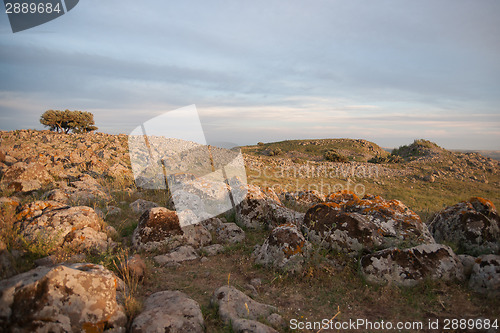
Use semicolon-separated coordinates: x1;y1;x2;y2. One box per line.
360;244;465;287
131;290;204;333
468;254;500;298
211;286;280;333
0;263;127;332
253;224;311;273
236;184;304;229
303;191;434;255
428;197;500;255
216;223;246;243
133;207;211;252
16;205;112;253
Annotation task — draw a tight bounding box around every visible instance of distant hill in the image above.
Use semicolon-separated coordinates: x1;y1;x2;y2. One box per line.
452;150;500;161
391;139;453;161
242;138;389;162
384;143;500;161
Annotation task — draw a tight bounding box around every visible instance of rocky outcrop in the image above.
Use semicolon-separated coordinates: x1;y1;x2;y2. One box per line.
16;204;113;253
279;190;326;210
132;207;211;252
468;254;500;298
211;286;280;333
360;244;465;287
215;223;246;243
131;290;204;332
236;184;304;229
253;224;311;273
303;191;434;255
428;197;500;255
0;263;127;332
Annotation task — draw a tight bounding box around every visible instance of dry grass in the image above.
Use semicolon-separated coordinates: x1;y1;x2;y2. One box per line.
112;249;143;319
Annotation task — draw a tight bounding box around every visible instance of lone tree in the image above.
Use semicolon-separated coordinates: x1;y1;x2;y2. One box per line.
40;110;98;133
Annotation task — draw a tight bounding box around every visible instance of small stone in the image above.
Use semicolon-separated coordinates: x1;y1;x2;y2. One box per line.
154;246;199;266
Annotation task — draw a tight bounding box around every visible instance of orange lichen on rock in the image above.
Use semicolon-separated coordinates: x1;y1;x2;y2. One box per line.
469;197;497;211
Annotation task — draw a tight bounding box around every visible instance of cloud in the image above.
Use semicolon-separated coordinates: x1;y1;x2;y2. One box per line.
0;1;499;150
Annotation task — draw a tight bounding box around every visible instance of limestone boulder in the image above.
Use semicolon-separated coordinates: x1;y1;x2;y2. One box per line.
253;224;311;273
216;223;246;243
236;184;304;229
211;286;280;333
303;191;434;255
131;290;204;333
360;244;465;287
154;245;199;266
0;263;127;332
132;207;211;252
428;197;500;255
16;205;112;253
468;254;500;298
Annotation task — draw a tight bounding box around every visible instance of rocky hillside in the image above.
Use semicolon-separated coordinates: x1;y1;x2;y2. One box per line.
0;130;499;332
242;138;390;162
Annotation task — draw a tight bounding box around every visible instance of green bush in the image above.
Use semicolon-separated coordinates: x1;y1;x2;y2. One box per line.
324;150;349;162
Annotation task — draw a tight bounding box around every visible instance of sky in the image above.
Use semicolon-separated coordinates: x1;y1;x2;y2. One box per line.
0;0;499;149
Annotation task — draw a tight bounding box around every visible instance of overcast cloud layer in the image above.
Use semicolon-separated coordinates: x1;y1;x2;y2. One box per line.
0;0;499;149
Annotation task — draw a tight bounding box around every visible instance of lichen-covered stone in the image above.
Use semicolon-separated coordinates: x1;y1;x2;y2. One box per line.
280;190;326;210
154;246;199;266
132;207;211;252
131;290;204;333
211;286;279;333
236;184;304;229
303;191;434;255
360;244;465;286
15;200;68;221
468;254;500;298
0;263;126;332
16;205;112;253
253;224;311;273
216;223;246;243
428;197;500;255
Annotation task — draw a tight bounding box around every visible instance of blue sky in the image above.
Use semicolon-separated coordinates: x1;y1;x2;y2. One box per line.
0;0;499;149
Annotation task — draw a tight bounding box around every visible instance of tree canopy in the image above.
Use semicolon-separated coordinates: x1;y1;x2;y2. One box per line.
40;110;98;134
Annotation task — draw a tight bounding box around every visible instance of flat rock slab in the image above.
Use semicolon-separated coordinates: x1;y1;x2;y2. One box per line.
131;290;204;333
211;285;280;333
154;246;199;265
360;244;465;287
